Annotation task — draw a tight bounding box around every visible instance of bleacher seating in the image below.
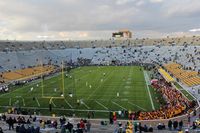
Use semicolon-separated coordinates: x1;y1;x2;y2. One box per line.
158;68;174;82
1;65;54;81
164;63;200;87
0;39;199;86
0;38;199;132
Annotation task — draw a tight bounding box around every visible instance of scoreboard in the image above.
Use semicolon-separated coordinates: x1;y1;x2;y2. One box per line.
112;30;132;38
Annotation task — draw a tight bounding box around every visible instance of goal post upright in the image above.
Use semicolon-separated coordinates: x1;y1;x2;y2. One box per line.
40;61;44;98
61;60;65;97
41;60;65;99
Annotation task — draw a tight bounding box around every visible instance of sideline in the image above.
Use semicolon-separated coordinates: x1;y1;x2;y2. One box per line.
143;70;155;110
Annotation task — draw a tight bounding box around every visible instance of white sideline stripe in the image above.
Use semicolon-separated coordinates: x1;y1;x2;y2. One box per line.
35;98;40;107
9;98;11;106
82;101;90;109
95;100;108;110
128;101;146;111
143;71;155;110
51;100;56;107
64;99;73;108
112;101;126;110
22;98;25;106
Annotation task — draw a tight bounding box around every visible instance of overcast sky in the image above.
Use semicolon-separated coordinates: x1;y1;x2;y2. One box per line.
0;0;200;40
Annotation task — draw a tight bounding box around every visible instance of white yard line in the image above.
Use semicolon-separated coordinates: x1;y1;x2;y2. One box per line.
128;101;146;111
112;101;126;110
95;100;108;110
82;101;90;109
64;99;73;108
86;70;114;100
143;71;155;110
22;98;25;106
51;100;57;107
9;98;12;106
35;97;40;107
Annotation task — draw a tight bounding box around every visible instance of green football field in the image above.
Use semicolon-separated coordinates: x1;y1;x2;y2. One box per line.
0;66;161;118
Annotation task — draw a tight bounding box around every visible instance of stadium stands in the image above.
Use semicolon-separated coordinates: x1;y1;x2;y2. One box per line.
164;63;200;87
0;46;199;70
0;112;200;133
158;68;175;82
0;38;200;132
138;79;194;120
0;36;200;51
1;66;54;82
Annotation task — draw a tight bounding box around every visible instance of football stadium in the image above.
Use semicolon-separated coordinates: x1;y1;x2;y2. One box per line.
0;38;200;133
0;0;200;133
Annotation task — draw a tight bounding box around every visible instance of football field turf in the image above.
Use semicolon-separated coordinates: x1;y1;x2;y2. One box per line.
0;66;160;118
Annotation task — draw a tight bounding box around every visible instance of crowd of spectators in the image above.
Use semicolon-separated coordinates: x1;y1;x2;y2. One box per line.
114;119;200;133
0;42;199;72
0;85;8;93
137;79;196;120
0;114;92;133
1;36;200;51
0;113;200;133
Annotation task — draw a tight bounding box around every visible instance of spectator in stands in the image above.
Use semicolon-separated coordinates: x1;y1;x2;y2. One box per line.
115;122;123;133
187;114;191;123
168;120;172;130
179;120;183;130
138;122;143;132
157;123;163;130
139;79;192;120
52;120;58;129
30;126;35;133
162;123;166;129
60;116;66;128
148;125;153;132
80;119;85;131
33;116;37;122
185;129;189;133
0;127;3;133
173;120;178;130
192;121;197;129
86;120;91;132
193;109;196;116
16;123;20;133
19;124;26;133
66;122;73;133
6;117;14;130
61;125;66;133
143;124;148;132
134;122;138;132
2;114;6;121
125;122;133;133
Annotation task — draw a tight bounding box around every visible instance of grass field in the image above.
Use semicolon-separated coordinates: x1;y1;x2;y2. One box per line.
0;66;160;118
